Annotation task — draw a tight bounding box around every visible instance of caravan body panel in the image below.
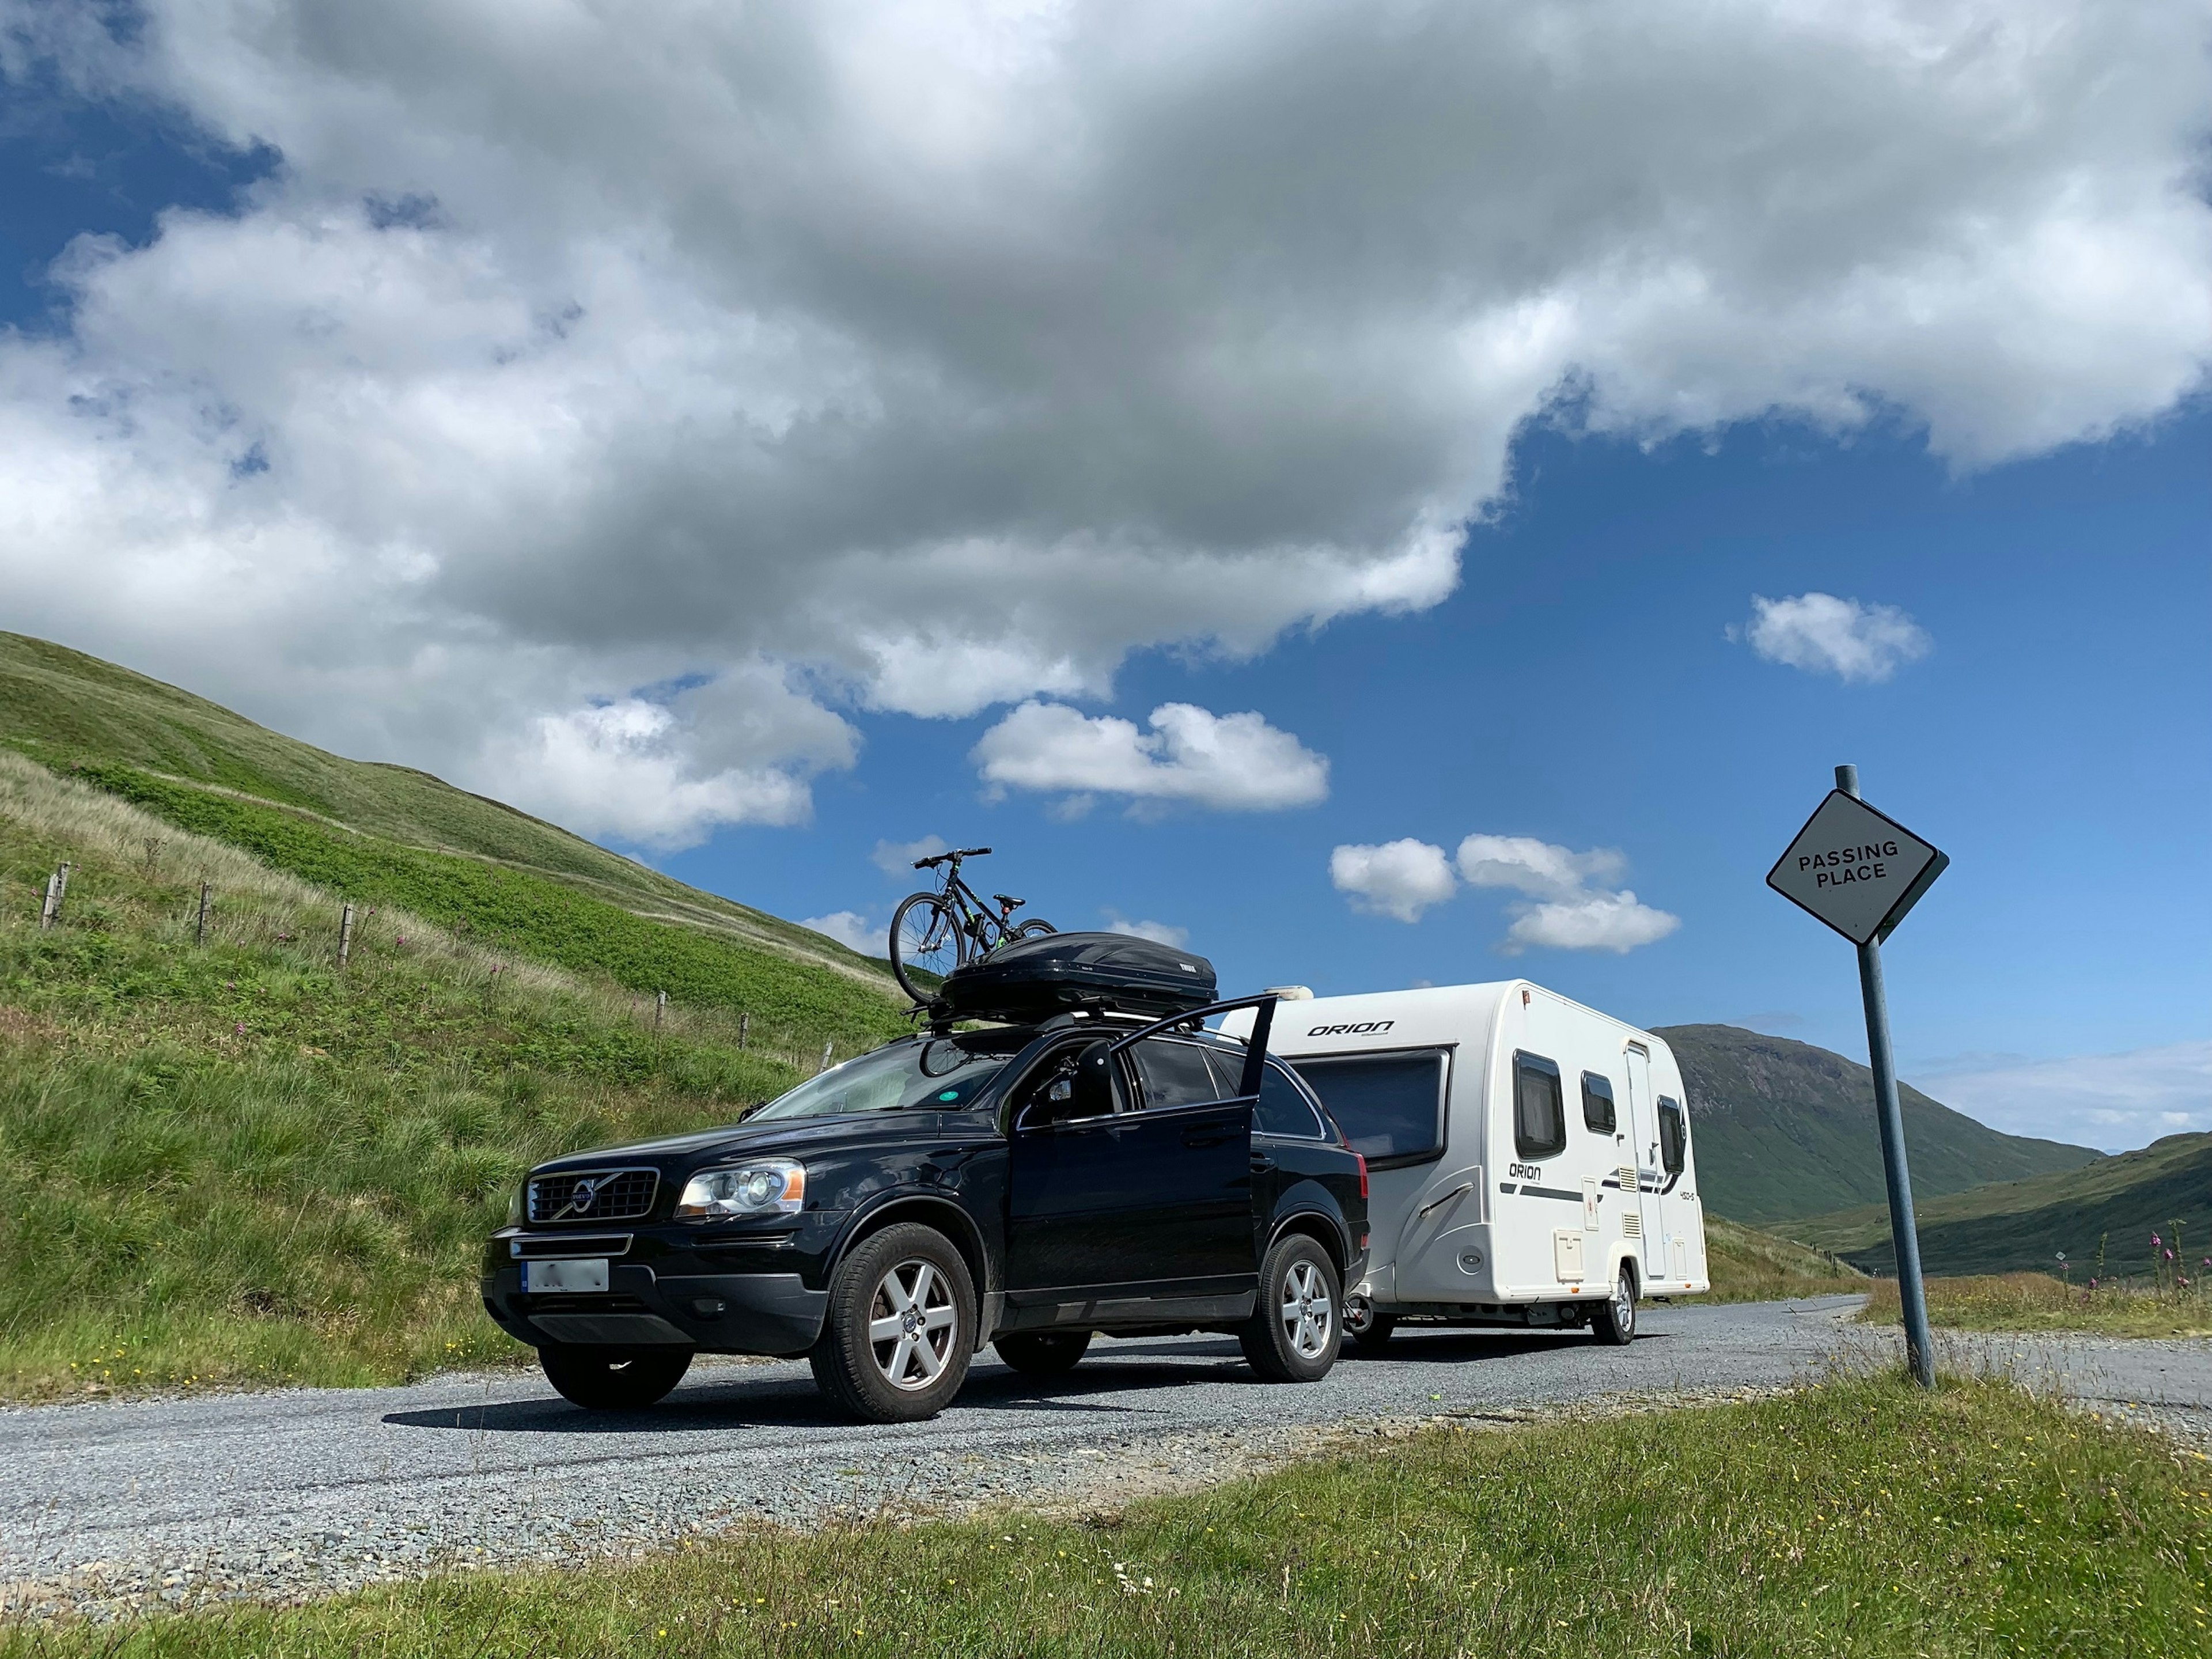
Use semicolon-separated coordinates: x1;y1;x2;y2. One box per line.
1226;981;1707;1314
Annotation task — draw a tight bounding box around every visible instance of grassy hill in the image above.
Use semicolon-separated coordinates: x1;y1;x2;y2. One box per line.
0;636;930;1399
0;631;894;993
1790;1131;2212;1279
1659;1024;2100;1225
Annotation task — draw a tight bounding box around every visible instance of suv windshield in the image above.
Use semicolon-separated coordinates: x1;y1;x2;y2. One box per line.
747;1036;1009;1123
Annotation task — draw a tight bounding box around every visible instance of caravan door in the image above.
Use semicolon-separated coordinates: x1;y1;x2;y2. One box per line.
1622;1044;1664;1284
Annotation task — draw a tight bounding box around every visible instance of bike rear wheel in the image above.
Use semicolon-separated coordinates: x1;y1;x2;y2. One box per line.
1010;918;1056;940
891;893;963;1001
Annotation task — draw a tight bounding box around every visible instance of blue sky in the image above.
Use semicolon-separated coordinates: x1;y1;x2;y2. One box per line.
658;414;2212;1149
3;2;2207;1152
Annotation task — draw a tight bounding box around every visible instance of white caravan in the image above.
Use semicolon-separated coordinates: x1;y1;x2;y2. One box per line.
1222;982;1707;1346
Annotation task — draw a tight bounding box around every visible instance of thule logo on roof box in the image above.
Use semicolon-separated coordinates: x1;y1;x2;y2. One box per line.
1306;1020;1393;1037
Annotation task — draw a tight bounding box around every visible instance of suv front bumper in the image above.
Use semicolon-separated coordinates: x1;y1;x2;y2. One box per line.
481;1225;833;1355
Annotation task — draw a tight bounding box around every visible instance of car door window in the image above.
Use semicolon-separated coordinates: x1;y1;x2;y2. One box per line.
1255;1062;1327;1139
1128;1037;1227;1111
1011;1044;1108;1128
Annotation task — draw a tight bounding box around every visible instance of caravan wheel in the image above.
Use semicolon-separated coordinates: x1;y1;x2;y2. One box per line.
1590;1267;1637;1346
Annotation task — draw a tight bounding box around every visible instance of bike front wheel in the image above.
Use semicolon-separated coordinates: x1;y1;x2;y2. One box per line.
891;893;963;1001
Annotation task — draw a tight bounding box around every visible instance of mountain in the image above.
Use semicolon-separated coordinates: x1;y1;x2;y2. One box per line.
1657;1024;2100;1226
1790;1132;2212;1279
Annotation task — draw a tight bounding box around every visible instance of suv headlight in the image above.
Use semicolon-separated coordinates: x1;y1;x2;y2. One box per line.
506;1183;525;1226
675;1159;806;1220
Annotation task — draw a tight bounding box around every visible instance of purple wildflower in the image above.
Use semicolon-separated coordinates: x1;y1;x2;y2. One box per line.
233;1022;245;1035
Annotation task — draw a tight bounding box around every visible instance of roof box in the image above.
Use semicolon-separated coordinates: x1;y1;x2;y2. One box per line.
935;931;1217;1024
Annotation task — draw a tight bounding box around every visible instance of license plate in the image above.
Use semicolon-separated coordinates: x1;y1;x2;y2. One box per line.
522;1259;608;1294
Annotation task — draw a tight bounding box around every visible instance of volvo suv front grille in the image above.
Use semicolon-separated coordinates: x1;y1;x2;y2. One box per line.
528;1167;659;1224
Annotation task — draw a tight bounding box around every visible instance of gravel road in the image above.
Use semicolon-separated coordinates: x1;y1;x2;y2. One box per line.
10;1296;2210;1620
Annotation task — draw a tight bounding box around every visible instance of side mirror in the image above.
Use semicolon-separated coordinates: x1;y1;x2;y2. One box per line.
1071;1040;1116;1119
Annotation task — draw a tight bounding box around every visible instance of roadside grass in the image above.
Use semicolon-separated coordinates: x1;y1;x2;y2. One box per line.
1862;1274;2212;1339
1689;1213;1864;1303
0;763;872;1400
9;1374;2209;1657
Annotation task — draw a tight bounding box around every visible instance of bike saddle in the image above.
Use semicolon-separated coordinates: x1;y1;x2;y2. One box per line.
993;893;1024;909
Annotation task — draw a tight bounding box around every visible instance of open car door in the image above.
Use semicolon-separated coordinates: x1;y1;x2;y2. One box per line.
1003;998;1274;1329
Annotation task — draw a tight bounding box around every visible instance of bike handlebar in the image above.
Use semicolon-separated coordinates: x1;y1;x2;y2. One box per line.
912;846;993;869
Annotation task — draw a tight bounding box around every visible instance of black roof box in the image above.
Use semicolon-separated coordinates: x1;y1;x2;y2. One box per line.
936;931;1217;1024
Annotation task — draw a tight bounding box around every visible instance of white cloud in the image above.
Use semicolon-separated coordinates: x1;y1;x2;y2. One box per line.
1736;593;1933;683
1457;834;1628;900
1912;1039;2212;1150
0;0;2207;842
799;911;883;955
1330;839;1459;923
873;836;950;877
1103;914;1191;948
1337;829;1678;950
1502;890;1681;956
972;702;1328;812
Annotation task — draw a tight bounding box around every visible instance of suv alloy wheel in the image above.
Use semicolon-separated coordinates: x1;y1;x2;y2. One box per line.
538;1342;693;1410
1238;1232;1343;1382
810;1221;976;1422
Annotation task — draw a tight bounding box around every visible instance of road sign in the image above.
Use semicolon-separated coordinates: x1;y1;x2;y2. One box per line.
1767;766;1945;1388
1766;789;1948;947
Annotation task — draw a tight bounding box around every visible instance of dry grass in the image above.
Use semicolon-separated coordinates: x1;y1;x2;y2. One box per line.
1862;1272;2212;1338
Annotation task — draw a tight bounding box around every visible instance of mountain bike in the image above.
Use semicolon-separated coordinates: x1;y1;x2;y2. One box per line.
889;847;1055;1002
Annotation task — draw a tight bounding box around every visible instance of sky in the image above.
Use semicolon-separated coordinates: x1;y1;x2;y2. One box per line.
2;1;2208;1152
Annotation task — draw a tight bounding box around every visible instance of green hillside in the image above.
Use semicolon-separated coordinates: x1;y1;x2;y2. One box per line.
1790;1131;2212;1279
1659;1024;2100;1225
0;631;895;990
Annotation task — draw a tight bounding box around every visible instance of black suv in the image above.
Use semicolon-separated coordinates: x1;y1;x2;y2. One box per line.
482;997;1369;1421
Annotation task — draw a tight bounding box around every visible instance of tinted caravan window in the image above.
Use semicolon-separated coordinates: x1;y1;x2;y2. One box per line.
1289;1051;1448;1168
1657;1096;1687;1174
1513;1052;1567;1160
1581;1072;1617;1135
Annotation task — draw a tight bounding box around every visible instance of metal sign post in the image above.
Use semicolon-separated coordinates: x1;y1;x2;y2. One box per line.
1767;764;1948;1388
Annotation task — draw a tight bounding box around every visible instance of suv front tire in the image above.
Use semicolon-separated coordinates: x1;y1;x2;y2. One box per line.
811;1222;976;1422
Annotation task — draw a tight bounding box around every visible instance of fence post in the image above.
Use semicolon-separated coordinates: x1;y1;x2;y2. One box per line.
738;1012;749;1050
819;1039;834;1074
338;903;355;969
656;991;667;1032
39;863;71;931
195;882;212;947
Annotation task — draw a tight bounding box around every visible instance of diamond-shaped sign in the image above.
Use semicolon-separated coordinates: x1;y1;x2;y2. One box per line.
1767;790;1948;947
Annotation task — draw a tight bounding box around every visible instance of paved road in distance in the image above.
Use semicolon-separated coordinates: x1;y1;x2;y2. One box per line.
9;1297;2209;1618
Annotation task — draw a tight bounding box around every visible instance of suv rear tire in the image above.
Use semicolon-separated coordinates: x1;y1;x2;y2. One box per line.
1590;1264;1637;1346
1239;1233;1342;1382
994;1331;1092;1376
538;1342;692;1410
811;1222;976;1422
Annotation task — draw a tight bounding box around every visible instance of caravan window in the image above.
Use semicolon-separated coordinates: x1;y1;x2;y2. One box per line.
1513;1052;1567;1160
1581;1072;1617;1134
1657;1096;1687;1174
1288;1050;1448;1168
